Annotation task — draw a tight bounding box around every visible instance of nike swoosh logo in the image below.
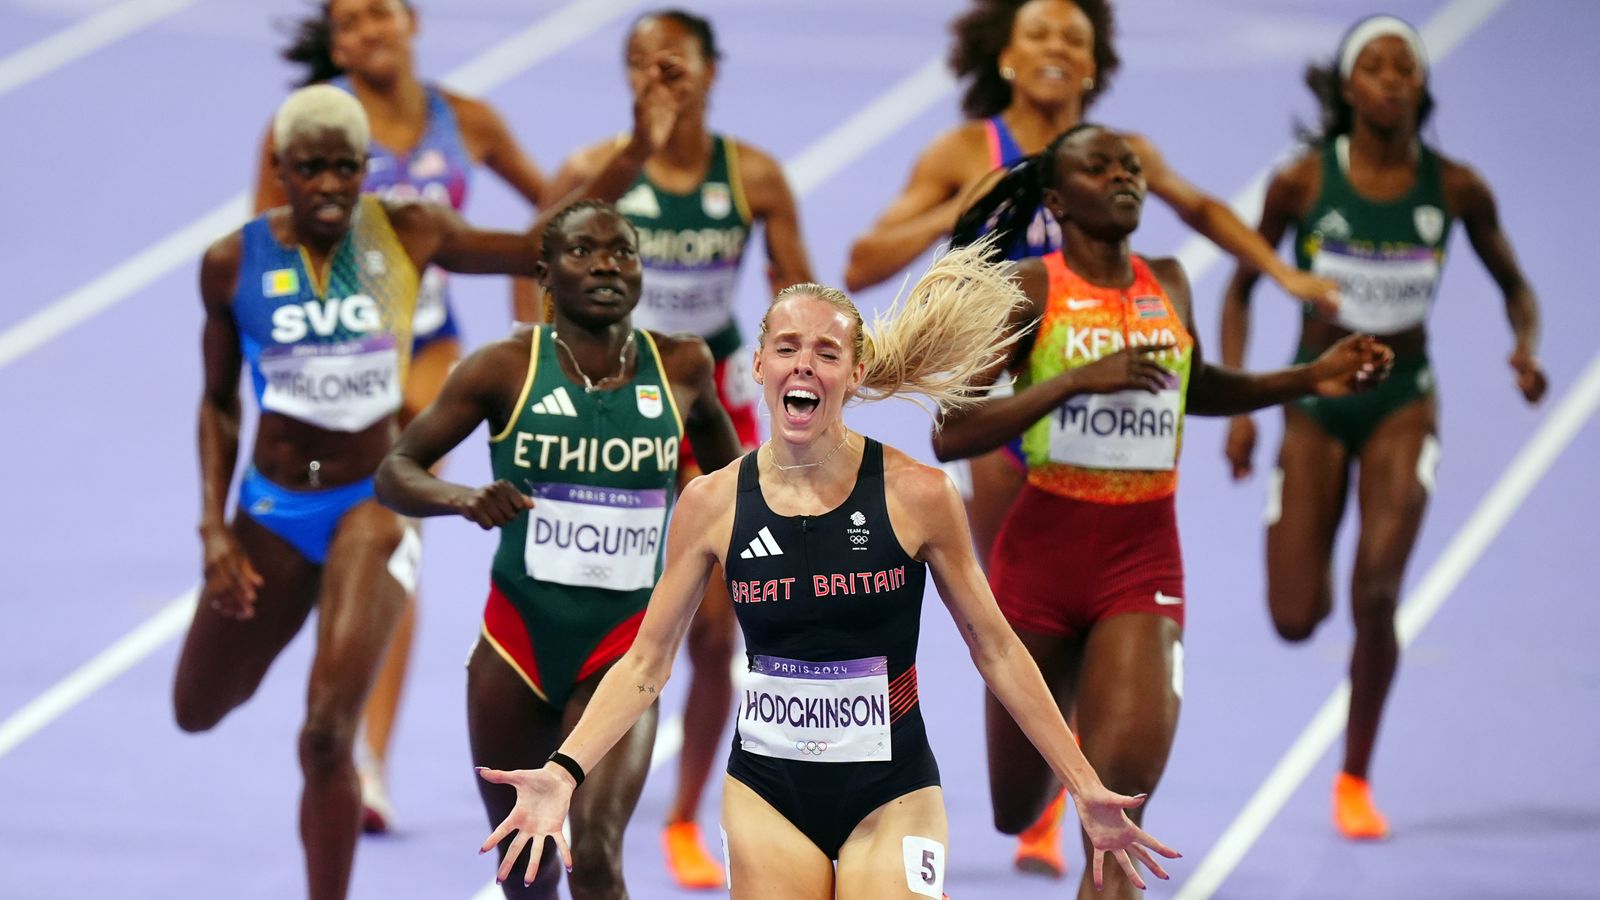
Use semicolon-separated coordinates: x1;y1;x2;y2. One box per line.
1066;298;1099;310
1154;591;1183;606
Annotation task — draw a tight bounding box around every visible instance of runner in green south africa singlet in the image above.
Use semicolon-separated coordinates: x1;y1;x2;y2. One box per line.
1296;135;1454;335
1291;135;1454;451
614;134;753;361
481;326;684;706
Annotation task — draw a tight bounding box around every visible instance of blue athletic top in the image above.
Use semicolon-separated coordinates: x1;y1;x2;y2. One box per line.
232;196;420;433
333;77;472;342
983;115;1061;260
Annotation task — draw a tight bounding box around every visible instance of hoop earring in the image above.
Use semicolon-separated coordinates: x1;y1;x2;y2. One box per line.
1000;65;1016;81
1082;76;1095;91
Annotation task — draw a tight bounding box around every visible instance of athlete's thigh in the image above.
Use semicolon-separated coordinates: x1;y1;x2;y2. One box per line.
174;513;321;705
1073;613;1183;796
987;626;1084;825
1352;398;1437;589
466;641;566;893
402;337;462;426
308;501;410;716
966;448;1027;567
1267;406;1353;623
564;663;659;845
722;776;833;900
836;786;949;900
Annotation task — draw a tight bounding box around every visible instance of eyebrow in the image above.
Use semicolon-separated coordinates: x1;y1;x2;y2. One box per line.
771;330;845;349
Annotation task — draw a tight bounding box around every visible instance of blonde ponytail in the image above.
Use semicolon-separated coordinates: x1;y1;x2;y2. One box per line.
761;236;1027;413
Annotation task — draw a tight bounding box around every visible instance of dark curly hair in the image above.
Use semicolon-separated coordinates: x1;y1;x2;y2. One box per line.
949;0;1120;120
630;8;722;62
950;122;1101;260
280;1;415;88
539;200;639;263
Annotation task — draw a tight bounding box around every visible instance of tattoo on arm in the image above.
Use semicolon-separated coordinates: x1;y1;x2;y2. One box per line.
636;684;657;694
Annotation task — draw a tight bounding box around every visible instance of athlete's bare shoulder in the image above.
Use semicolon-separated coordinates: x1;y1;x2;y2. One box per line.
199;229;245;308
647;330;716;387
923;120;995;185
881;443;962;512
675;455;743;556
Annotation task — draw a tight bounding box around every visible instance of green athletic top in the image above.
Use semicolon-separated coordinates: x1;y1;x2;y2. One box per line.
614;134;754;360
484;326;683;706
1294;135;1454;337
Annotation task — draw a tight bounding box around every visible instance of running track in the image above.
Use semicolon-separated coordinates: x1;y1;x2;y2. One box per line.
0;1;1595;897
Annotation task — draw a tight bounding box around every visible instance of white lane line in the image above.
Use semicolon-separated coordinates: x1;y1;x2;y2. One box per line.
1173;0;1512;282
0;589;197;757
786;57;955;195
1175;350;1600;900
0;0;200;98
0;0;648;374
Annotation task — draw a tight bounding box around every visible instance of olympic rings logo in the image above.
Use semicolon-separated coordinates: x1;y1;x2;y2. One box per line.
849;535;868;545
578;564;613;580
794;740;829;756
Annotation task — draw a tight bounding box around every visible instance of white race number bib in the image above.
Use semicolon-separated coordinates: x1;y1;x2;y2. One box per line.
738;655;890;763
1313;242;1438;335
259;335;401;432
1047;388;1181;471
632;266;738;337
524;484;668;591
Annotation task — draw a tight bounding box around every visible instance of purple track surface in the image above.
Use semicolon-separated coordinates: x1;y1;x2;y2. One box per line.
1;1;1596;898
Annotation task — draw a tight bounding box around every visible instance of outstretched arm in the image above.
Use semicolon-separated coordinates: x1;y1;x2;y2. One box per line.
1132;133;1337;313
739;144;814;294
844;129;974;292
1449;162;1546;403
475;473;729;884
907;467;1178;889
1151;257;1388;417
1218;163;1310;479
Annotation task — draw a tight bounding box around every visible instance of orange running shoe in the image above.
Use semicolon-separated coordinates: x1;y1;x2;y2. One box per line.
1333;772;1390;840
1014;790;1068;879
663;821;726;890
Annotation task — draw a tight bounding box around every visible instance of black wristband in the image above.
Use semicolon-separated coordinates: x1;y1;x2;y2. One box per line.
547;751;585;788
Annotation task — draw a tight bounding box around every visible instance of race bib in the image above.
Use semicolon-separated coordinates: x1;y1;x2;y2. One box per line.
259;334;401;432
524;483;668;591
632;266;738;337
737;655;890;763
1048;388;1180;470
411;265;449;338
1313;242;1438;334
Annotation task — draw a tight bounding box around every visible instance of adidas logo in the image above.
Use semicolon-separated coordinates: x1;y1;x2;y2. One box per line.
530;386;578;416
739;526;783;559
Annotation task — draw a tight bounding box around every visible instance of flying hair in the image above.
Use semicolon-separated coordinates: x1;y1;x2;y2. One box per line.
760;236;1028;413
273;84;371;153
950;122;1101;260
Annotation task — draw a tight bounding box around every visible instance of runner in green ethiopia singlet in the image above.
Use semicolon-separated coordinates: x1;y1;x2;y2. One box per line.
614;134;753;361
483;325;684;706
1291;135;1454;451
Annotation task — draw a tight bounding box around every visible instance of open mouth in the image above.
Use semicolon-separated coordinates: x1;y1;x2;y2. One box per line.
312;202;348;223
587;284;626;302
783;388;820;419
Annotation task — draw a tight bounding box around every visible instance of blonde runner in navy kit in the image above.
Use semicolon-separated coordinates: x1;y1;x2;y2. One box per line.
723;439;938;859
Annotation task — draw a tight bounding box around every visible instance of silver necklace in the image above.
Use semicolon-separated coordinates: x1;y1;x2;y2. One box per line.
553;329;634;392
766;432;852;472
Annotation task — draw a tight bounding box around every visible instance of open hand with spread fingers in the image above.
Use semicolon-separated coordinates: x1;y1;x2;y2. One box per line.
477;765;576;887
1074;785;1182;891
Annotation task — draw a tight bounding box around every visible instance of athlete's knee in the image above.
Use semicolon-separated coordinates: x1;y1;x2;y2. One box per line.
297;716;357;780
991;785;1051;835
1272;611;1323;643
566;835;626;899
1349;572;1400;630
1268;588;1329;642
172;689;228;734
